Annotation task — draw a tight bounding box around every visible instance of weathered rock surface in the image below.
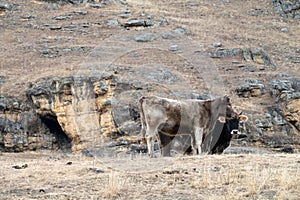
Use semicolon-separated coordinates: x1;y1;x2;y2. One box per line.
1;75;115;153
208;48;276;70
1;73;300;153
0;96;69;152
0;67;211;153
134;32;156;42
236;79;266;98
273;0;300;18
270;78;300;131
0;2;13;11
235;77;299;153
26;75;116;152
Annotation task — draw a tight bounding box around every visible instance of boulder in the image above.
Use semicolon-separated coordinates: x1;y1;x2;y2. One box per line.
162;32;176;39
208;48;243;58
173;27;191;35
121;19;147;27
208;48;276;70
121;15;167;28
134;32;156;42
236;79;266;98
0;2;13;10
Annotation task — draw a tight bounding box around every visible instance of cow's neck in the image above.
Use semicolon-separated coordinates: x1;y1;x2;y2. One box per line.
207;98;223;132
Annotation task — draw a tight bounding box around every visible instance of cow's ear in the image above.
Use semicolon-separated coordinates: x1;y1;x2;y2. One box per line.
218;116;226;123
239;115;248;122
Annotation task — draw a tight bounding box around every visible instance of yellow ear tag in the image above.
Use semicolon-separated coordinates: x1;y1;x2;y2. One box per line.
239;115;249;122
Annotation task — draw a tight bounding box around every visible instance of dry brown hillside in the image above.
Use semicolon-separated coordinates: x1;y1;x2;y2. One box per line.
0;0;299;95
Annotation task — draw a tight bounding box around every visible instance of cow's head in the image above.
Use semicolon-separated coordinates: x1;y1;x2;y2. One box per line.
213;95;236;123
224;112;248;135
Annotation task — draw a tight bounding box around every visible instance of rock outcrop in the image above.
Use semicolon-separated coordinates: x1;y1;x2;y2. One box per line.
270;78;300;131
0;69;209;153
236;79;266;98
0;2;13;11
208;48;276;70
1;73;300;153
273;0;300;18
0;96;65;152
26;74;117;152
24;73;150;152
239;77;300;153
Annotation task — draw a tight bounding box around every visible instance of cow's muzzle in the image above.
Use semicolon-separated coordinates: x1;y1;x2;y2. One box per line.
231;129;240;135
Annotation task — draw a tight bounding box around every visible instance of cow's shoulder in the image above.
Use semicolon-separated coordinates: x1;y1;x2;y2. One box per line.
141;96;180;105
183;98;213;111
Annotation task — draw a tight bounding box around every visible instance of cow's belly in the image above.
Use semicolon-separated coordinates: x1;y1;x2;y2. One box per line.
159;122;193;137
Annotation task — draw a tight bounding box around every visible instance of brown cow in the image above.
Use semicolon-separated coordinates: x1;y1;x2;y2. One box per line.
139;95;236;157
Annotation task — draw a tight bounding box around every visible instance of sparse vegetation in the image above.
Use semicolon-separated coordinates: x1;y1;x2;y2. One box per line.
0;152;299;199
103;171;124;198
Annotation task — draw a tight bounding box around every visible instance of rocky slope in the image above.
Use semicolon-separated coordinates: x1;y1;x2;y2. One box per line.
0;0;299;153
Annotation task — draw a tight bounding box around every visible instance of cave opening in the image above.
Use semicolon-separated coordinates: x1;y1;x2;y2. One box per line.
40;115;72;152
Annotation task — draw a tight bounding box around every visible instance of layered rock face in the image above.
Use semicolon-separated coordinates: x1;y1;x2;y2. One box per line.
26;75;116;152
0;74;119;152
1;73;300;153
270;79;300;132
1;73;144;153
0;70;202;153
0;96;62;152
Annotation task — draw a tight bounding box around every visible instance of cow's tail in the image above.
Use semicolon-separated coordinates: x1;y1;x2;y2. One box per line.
139;96;147;144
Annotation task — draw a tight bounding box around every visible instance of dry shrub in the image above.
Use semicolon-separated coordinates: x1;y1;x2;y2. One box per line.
103;171;126;199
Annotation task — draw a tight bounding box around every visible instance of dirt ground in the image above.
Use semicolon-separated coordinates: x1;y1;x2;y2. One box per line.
0;151;299;200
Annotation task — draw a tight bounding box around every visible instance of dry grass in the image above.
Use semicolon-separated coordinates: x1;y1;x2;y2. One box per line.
103;171;125;199
0;151;299;199
192;158;300;199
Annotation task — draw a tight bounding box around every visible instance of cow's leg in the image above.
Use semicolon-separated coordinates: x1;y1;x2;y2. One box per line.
146;125;159;158
190;134;197;155
145;135;154;158
145;131;154;158
140;122;147;145
194;127;204;155
159;133;171;157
